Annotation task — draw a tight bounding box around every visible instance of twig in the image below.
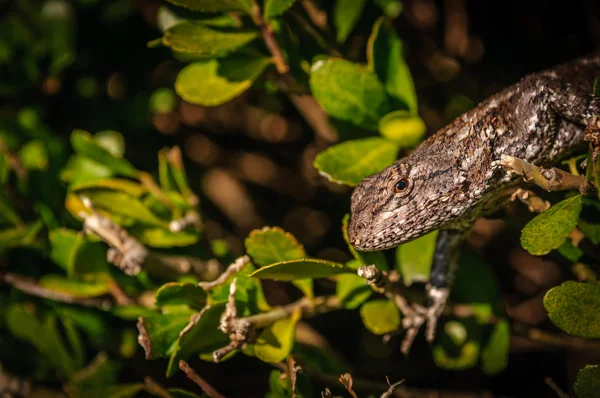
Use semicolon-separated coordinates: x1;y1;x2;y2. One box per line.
299;0;328;31
179;360;226;398
108;278;134;306
544;377;570;398
169;211;201;232
511;188;550;213
250;0;289;74
81;196;148;276
214;294;341;362
499;155;591;194
513;322;600;351
287;356;300;398
288;94;338;143
0;272;111;309
380;377;405;398
198;256;250;290
144;377;172;398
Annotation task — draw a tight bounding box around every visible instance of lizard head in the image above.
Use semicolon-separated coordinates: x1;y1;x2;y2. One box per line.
348;154;461;251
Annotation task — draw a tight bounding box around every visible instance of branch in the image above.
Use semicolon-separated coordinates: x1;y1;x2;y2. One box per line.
0;272;111;309
214;290;341;362
513;322;600;351
179;360;226;398
544;377;570;398
299;0;328;31
198;256;250;290
499;155;592;194
250;0;289;74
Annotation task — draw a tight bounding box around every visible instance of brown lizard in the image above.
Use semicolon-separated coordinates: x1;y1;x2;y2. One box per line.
348;53;600;352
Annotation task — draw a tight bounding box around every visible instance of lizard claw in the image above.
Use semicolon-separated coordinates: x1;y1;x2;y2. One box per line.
399;286;449;356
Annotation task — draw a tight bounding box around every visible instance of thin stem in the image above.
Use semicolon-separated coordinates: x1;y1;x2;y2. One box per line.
179;360;226;398
250;0;289;74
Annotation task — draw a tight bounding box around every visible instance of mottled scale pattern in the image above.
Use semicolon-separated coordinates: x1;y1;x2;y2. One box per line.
349;53;600;251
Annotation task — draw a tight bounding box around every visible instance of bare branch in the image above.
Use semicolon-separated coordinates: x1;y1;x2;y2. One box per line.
287;356;300;398
0;272;111;309
250;0;289;74
544;377;570;398
380;376;405;398
499;155;591;194
179;360;226;398
198;256;250;290
513;322;600;351
144;377;172;398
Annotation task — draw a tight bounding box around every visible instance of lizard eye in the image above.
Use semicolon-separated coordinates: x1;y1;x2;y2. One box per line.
394;177;411;194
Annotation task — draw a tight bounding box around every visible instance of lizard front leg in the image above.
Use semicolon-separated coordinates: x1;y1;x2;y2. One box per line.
423;227;470;342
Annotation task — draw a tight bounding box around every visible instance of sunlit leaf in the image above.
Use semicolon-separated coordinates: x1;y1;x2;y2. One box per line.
336;273;371;309
39;275;111;298
314;137;399;186
396;230;438;286
70;178;146;197
249;259;353;281
71;130;138;178
379;110;426;147
310;58;390;130
254;309;301;363
574;365;600;398
163;22;257;56
130;225;199;248
544;281;600;338
175;55;271;106
521;195;582;255
359;299;400;335
334;0;367;43
367;17;417;112
264;0;296;19
480;319;510;376
18;140;48;170
164;0;251;13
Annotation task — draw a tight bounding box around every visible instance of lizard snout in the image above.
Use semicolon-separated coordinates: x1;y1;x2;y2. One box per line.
348;219;368;247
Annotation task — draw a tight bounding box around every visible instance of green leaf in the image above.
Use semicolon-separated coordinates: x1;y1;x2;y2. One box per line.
94;130;126;158
433;320;480;371
396;230;438;286
71;130;138;178
264;0;296;19
39;275;111;298
574;365;600;398
166;303;230;377
254;309;301;363
359;299;400;335
175;55;271;106
310;59;390;130
249;259;353;281
480;319;510;376
69;233;111;277
379;110;426;147
579;219;600;245
18;140;48;170
70;178;146;197
245;226;313;298
334;0;367;43
336;273;372;309
168;389;204;398
544;281;600;338
313;137;399;186
155;282;207;310
163;22;257;56
557;240;583;262
137;311;193;359
61;155;113;185
342;214;388;270
49;228;79;270
0;220;44;251
245;226;306;265
130;225;199;248
521;195;582;255
6;305;83;378
367;17;418;112
76;189;168;228
0;189;20;226
164;0;251;13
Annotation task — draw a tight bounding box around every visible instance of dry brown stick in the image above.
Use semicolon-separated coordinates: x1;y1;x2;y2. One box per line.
179;360;226;398
287;356;299;398
198;255;250;290
299;0;328;31
513;322;600;351
250;0;289;74
544;377;570;398
1;272;111;309
144;377;172;398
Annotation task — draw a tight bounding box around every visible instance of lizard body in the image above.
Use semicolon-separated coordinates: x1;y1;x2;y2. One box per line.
348;53;600;349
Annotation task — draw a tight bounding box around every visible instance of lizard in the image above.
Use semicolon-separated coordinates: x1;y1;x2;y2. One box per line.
348;52;600;352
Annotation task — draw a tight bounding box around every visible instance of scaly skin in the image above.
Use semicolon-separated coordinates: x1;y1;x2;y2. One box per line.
348;53;600;350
